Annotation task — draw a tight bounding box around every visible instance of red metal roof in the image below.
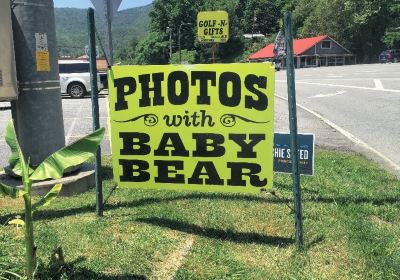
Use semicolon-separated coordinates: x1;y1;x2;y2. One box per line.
249;35;329;59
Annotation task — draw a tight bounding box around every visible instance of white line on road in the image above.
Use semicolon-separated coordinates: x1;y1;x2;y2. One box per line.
373;79;384;90
66;102;84;143
275;94;400;173
21;86;61;91
308;90;347;98
105;96;112;151
276;80;400;93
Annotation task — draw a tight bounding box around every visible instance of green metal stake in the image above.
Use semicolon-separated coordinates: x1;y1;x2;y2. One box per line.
284;12;304;247
88;8;103;216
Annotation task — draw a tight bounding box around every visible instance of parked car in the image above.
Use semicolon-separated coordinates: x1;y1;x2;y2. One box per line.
59;60;107;98
378;49;400;63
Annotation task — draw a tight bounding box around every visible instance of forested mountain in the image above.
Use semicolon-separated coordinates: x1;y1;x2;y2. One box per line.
54;1;400;64
54;4;151;58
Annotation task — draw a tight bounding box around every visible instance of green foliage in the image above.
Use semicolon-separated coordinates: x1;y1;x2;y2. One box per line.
32;184;63;211
55;1;400;63
293;0;399;62
133;32;169;64
0;183;24;199
55;6;151;58
383;30;400;48
170;50;197;64
115;38;138;64
1;120;105;279
147;0;249;64
4;119;33;177
240;0;281;35
29;128;105;181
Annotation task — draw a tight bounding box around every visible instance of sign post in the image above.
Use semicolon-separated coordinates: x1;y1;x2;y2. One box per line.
88;8;103;216
197;11;229;63
284;12;304;247
90;0;122;65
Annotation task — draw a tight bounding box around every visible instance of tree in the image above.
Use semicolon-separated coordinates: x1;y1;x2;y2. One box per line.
241;0;281;36
170;49;197;64
383;3;400;48
150;0;200;54
133;32;169;64
293;0;396;62
115;38;138;64
146;0;246;63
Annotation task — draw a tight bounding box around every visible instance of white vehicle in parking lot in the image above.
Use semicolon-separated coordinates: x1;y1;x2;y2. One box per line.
59;60;106;98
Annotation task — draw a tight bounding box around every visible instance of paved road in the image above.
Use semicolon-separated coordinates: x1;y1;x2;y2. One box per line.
275;63;400;176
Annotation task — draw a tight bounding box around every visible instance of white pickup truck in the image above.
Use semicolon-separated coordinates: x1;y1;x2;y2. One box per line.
59;60;107;98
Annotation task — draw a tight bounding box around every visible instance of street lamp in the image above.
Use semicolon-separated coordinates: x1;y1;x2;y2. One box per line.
178;22;192;64
166;26;172;63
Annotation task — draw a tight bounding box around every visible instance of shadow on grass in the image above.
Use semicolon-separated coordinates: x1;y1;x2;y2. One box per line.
1;188;398;225
136;217;294;247
36;247;146;280
102;165;114;180
305;235;325;250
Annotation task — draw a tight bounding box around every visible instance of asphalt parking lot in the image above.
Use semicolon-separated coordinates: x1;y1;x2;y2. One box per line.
0;92;111;168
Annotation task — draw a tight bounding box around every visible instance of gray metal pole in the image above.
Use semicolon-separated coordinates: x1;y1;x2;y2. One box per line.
88;8;103;217
106;1;113;65
179;23;182;64
11;0;65;167
169;29;172;62
284;12;304;247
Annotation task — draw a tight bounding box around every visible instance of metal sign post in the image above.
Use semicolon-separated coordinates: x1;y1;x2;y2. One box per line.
197;11;229;63
90;0;122;65
88;8;103;216
284;12;304;247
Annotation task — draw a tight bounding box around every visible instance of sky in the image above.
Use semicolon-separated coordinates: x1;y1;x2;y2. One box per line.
54;0;153;10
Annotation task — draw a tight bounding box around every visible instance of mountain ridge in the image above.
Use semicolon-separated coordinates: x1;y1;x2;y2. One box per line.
55;4;152;57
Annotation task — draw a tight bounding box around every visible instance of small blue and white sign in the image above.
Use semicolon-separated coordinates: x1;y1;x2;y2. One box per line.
274;133;315;176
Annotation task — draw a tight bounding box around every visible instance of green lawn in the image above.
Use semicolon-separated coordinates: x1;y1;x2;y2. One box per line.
1;150;400;279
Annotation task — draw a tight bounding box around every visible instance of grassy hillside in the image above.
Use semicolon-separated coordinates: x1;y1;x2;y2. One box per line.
55;4;151;57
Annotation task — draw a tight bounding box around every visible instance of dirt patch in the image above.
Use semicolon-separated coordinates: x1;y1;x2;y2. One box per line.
150;235;195;280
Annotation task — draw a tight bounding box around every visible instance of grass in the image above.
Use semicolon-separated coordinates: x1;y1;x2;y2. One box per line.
1;150;400;279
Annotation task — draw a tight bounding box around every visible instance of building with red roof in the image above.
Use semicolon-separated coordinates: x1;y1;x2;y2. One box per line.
248;35;354;68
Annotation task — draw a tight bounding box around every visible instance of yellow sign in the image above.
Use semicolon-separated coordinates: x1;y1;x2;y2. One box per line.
35;51;50;72
109;63;275;194
197;11;229;43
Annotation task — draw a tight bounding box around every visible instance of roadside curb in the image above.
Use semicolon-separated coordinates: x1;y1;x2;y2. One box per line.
276;94;400;178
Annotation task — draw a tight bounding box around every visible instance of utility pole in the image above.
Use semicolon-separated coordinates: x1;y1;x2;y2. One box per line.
105;0;113;65
179;22;192;64
166;26;172;63
11;0;65;166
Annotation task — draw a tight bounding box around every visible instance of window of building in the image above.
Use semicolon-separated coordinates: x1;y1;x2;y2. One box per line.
321;40;331;49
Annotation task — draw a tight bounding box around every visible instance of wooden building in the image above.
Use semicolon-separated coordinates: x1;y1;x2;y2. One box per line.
248;35;355;68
